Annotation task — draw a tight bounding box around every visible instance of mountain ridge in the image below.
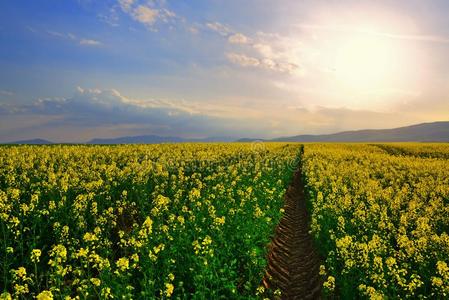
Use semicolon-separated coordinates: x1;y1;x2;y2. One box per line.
238;121;449;142
3;121;449;144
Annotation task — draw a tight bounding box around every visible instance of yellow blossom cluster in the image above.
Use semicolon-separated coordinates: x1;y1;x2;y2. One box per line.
0;143;300;298
303;143;449;298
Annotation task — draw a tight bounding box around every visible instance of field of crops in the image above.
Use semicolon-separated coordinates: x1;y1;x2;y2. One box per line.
1;142;449;299
303;143;449;298
0;143;300;299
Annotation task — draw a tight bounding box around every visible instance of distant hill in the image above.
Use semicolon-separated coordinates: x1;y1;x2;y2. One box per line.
8;138;53;144
4;121;449;144
239;121;449;142
87;135;235;144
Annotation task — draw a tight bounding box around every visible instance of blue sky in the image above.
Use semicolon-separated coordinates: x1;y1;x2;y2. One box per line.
1;0;449;142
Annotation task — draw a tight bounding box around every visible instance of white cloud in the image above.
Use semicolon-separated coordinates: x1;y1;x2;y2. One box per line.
0;87;275;141
98;6;121;26
45;30;102;47
188;26;199;34
47;30;73;39
228;33;249;44
206;22;231;36
215;28;302;74
116;0;177;29
0;86;435;142
132;5;159;25
0;90;14;96
295;23;449;44
253;43;274;58
226;52;260;67
226;52;298;74
79;39;102;46
118;0;134;12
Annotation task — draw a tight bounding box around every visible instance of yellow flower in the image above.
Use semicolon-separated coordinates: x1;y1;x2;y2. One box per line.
36;290;53;300
83;232;98;242
15;267;27;278
116;257;129;272
13;284;29;296
76;247;88;258
214;216;225;226
131;253;139;262
142;216;153;231
0;292;12;300
319;265;326;276
31;249;41;263
90;277;101;286
165;283;174;297
323;276;335;291
101;287;113;299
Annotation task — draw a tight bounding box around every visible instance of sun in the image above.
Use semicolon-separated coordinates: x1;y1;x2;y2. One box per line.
334;33;397;91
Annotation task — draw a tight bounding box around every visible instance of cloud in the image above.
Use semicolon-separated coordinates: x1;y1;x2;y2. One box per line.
0;90;14;96
253;43;274;57
208;27;302;74
118;0;134;12
228;33;249;44
98;6;121;27
44;30;102;46
132;5;159;25
0;87;258;142
47;30;76;40
226;52;298;73
116;0;177;30
188;26;199;34
0;86;435;143
206;22;231;36
226;53;260;67
369;31;449;44
79;39;102;46
295;23;449;44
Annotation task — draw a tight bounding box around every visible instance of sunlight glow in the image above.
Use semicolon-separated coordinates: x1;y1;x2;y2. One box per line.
334;33;398;91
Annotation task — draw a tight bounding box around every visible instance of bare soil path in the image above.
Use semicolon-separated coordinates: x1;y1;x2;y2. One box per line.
263;168;322;299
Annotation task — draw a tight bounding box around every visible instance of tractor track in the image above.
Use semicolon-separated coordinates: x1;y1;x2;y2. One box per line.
263;167;323;299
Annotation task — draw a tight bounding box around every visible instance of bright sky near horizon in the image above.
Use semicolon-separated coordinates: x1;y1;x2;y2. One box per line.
0;0;448;142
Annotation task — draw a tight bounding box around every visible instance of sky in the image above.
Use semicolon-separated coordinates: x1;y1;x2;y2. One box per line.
0;0;448;142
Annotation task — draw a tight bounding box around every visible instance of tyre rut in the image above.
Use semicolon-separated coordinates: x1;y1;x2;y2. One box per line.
263;168;322;299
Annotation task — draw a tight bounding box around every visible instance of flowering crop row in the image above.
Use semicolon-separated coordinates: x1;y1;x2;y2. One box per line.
373;143;449;159
0;143;300;299
303;143;449;298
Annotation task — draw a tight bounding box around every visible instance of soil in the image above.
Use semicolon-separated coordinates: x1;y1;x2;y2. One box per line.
263;169;323;299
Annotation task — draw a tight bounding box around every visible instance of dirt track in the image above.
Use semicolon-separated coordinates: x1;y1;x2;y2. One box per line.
263;169;322;299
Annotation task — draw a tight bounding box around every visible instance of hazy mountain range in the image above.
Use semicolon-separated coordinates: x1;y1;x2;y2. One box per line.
5;121;449;144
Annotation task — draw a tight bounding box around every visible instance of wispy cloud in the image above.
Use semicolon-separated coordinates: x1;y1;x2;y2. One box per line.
368;31;449;44
116;0;177;30
43;30;102;46
226;52;298;73
295;23;449;44
206;22;231;36
228;33;250;44
0;87;274;141
226;53;260;67
222;30;302;74
132;5;159;25
79;39;102;46
0;86;430;142
0;90;14;96
47;30;76;40
118;0;134;12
